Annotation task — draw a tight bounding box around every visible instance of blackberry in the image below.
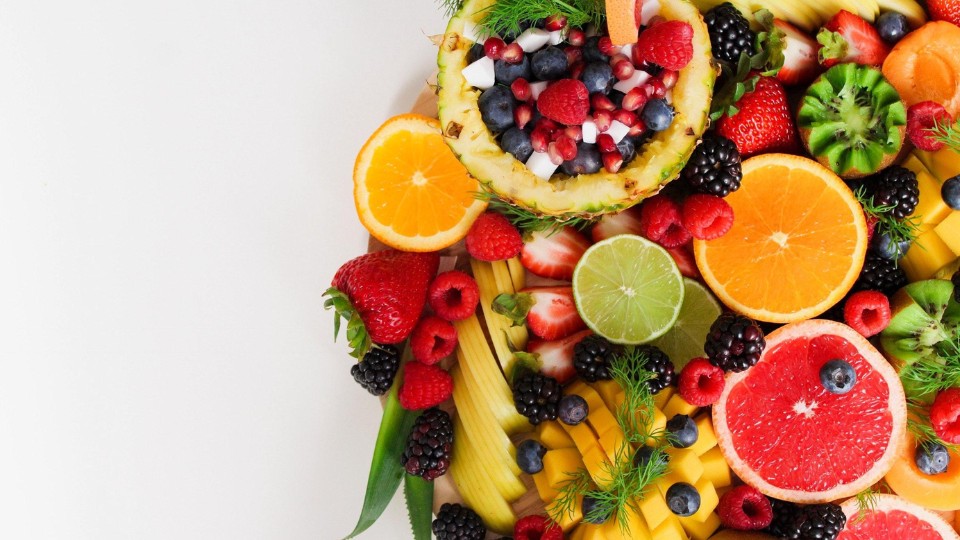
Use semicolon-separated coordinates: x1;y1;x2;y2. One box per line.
402;407;453;480
854;251;907;296
767;500;846;540
573;335;620;382
512;371;562;425
432;503;486;540
679;134;743;197
350;345;400;396
703;3;756;63
704;313;766;372
869;166;919;220
636;344;676;393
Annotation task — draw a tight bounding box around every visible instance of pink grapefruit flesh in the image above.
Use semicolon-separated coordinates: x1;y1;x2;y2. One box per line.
713;319;907;503
839;494;960;540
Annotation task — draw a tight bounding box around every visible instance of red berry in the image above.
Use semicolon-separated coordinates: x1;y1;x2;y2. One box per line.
545;14;567;31
640;195;691;248
428;270;480;322
398;361;453;410
564;45;583;65
535;117;560;134
612;57;635;80
865;212;879;245
465;211;523;261
622;87;648;112
931;387;960;444
602;148;624;173
598;36;620;56
635;20;694;71
717;485;774;530
593;109;613;132
843;290;891;337
502;42;524;63
596;133;617;153
514;515;563;540
555;135;578;160
537;78;590;125
567;28;586;46
514;103;534;129
613;109;637;127
512;78;532;101
410;315;458;365
591;93;616;111
907;101;953;152
484;37;506;60
681;194;735;240
929;0;960;26
678;358;726;406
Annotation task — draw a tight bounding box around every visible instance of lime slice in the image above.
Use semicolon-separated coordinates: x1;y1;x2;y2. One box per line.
572;235;684;344
651;278;722;370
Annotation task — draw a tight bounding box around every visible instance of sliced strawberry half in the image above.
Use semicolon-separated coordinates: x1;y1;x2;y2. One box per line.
521;226;591;281
492;286;586;341
817;10;890;68
526;329;593;384
666;244;701;280
773;19;819;86
590;206;644;243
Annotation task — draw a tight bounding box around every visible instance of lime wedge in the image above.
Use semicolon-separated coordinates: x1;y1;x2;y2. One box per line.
651;277;722;370
572;235;684;344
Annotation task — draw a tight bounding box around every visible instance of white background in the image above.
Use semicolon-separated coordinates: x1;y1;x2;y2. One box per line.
0;1;448;538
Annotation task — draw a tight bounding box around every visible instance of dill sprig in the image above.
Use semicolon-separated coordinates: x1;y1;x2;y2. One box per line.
479;0;606;37
852;482;888;524
609;348;659;444
900;335;960;397
579;442;670;532
855;186;922;255
550;468;592;524
436;0;466;17
475;190;597;234
928;117;960;155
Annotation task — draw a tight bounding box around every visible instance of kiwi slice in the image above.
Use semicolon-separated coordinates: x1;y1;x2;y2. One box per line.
797;63;907;178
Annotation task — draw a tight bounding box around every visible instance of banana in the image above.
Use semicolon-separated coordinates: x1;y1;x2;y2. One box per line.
876;0;928;28
767;0;819;31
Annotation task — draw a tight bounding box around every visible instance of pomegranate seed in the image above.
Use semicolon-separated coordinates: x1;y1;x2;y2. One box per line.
596;133;617;153
631;45;644;66
484;37;506;60
598;36;620;56
612;58;635;81
567;28;586;46
564;125;583;142
530;128;550;153
622;87;648;111
645;78;667;99
628;119;647;136
535;117;560;134
602;149;624;173
594;109;613;132
545;14;568;31
514;103;533;129
502;42;524;64
547;141;565;165
614;109;638;127
555;135;578;160
591;93;616;112
569;61;585;79
511;78;532;101
661;70;679;89
564;45;583;65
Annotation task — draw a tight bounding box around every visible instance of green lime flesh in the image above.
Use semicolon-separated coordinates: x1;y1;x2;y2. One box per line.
572;235;684;345
651;277;722;370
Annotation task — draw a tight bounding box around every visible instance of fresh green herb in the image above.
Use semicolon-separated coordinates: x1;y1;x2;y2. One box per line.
479;0;605;38
900;336;960;397
476;190;597;235
609;348;659;444
437;0;466;17
928;117;960;155
584;442;670;532
852;484;880;524
550;468;592;524
855;186;923;258
709;10;783;122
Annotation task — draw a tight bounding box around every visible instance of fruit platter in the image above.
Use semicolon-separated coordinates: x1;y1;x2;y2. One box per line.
325;0;960;537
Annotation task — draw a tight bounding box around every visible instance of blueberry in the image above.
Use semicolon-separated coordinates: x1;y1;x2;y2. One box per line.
616;136;636;165
641;98;675;131
467;42;485;63
560;143;602;175
943;175;960;210
633;445;669;468
582;495;612;524
478;85;516;133
501;127;533;162
915;441;950;475
558;394;589;425
581;61;615;94
531;46;568;81
665;482;701;516
494;56;533;85
516;439;546;474
872;230;911;260
876;12;910;44
582;36;608;62
819;359;857;395
666;414;699;448
608;90;626;109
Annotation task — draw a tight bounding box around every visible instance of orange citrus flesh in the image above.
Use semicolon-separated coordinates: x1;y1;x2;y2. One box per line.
694;154;867;323
353;113;486;252
605;0;640;45
882;21;960;118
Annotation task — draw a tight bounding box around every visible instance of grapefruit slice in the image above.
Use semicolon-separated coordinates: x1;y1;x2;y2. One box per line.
713;319;907;503
838;494;960;539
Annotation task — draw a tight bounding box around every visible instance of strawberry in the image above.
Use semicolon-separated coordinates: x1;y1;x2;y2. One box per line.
635;20;694;71
520;226;591;281
325;249;439;357
590;206;644;242
666;244;701;280
929;0;960;26
536;79;590;126
817;10;890;68
772;19;819;86
716;75;798;157
398;361;453;410
525;329;593;384
493;286;586;341
466;211;523;261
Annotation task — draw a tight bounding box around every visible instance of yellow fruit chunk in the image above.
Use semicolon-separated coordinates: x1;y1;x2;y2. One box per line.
578;523;606;540
689;413;718;456
546;492;584;531
916;147;960;183
675;478;720;523
679;511;722;540
600;504;653;540
935;212;960;255
650;514;687;540
533;468;559;503
660;448;705;486
570;383;607;416
587;404;620;439
470;259;529;373
663;393;698;419
582;445;614;488
700;447;734;488
562;421;600;455
654;387;675;411
542;447;586;492
598;425;629;464
636;486;672;530
645;407;669;446
901;154;952;229
591;379;623;411
537;421;576;450
902;230;957;281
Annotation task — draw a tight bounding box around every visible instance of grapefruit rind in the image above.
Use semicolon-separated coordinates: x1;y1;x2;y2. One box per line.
838;494;960;540
712;320;907;504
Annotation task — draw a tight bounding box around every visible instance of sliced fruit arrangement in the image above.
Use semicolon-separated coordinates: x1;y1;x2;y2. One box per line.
837;494;960;539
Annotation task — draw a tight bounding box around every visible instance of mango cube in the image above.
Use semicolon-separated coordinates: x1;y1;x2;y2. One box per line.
600;505;652;540
700;447;733;488
650;514;687;540
582;445;614;488
598;425;629;464
635;487;672;530
577;523;606;540
688;413;718;456
934;211;960;255
590;379;623;411
916;147;960;183
679;511;722;540
681;478;719;523
902;230;957;281
546;492;583;531
903;154;953;228
542;447;585;490
586;403;620;439
533;468;558;502
663;393;698;419
660;447;704;486
537;421;575;449
653;387;674;410
562;421;599;455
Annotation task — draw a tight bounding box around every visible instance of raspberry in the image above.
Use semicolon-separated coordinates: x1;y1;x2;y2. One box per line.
428;270;480;321
843;290;891;337
931;387;960;444
410;315;458;365
717;485;773;531
678;357;726;406
907;101;953;152
640;195;692;248
536;78;590;125
513;515;563;540
635;20;694;71
681;194;735;240
398;361;453;410
466;211;523;261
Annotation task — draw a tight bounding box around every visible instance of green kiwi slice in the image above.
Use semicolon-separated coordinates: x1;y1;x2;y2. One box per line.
797;63;907;178
881;279;958;366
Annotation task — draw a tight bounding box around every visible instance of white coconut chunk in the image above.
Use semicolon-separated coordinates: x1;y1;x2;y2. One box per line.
462;56;496;89
608;120;630;143
529;81;549;100
613;70;651;93
620;43;634;60
548;29;566;46
462;20;483;43
582;120;598;144
516;28;551;52
640;0;661;25
526;150;560;179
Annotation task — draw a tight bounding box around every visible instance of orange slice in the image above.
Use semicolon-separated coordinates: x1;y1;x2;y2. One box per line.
693;154;868;323
353;114;486;252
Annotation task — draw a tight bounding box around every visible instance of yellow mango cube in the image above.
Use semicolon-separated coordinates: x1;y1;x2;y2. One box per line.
578;523;606;540
903;154;953;228
653;387;674;411
590;379;623;411
934;211;960;255
635;488;672;530
537;421;575;449
562;421;599;455
598;425;629;465
546;492;583;531
680;478;720;522
902;230;957;281
645;407;668;446
679;511;722;540
543;447;585;490
700;447;733;488
533;469;558;502
916;148;960;183
586;403;620;439
600;505;652;540
688;413;718;456
650;514;687;540
582;445;614;488
663;393;698;419
660;447;705;486
569;383;607;415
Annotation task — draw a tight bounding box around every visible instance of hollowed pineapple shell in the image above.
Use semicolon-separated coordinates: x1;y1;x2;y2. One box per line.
436;0;717;219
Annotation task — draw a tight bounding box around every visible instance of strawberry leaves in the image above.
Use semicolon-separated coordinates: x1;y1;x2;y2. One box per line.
323;287;372;359
492;292;536;326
